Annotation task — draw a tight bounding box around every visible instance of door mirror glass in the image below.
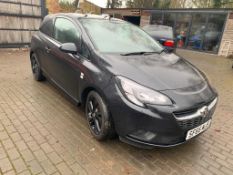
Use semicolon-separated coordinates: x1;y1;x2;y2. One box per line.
59;43;77;54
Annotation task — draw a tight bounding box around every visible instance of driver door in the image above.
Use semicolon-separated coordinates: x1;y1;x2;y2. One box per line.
48;17;82;100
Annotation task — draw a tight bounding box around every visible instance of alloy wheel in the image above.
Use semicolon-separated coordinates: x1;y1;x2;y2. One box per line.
31;55;39;75
86;96;103;135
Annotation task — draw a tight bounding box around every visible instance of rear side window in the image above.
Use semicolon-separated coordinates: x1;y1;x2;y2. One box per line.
40;19;54;37
54;18;80;44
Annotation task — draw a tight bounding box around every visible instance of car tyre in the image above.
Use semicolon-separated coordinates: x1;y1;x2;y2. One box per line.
85;91;116;141
30;53;45;81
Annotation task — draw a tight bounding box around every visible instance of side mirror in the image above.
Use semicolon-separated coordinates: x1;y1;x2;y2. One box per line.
59;43;77;54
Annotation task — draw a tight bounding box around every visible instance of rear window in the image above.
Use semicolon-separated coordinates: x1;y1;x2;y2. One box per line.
143;25;174;39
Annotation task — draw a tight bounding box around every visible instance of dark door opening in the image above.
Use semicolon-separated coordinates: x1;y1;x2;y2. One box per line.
123;16;140;26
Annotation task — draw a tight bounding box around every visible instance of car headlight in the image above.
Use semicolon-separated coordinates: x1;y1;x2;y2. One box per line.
116;76;172;107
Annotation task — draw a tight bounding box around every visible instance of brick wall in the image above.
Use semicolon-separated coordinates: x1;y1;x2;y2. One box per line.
218;12;233;57
140;11;151;27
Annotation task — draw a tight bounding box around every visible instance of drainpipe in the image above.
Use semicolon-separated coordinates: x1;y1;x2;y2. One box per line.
40;0;48;18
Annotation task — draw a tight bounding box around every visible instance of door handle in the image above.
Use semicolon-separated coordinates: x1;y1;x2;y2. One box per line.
45;46;51;53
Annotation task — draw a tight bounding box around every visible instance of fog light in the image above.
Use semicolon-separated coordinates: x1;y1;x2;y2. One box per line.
129;130;157;141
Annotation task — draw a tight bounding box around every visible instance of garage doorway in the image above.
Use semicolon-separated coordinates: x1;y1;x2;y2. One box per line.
123;16;141;26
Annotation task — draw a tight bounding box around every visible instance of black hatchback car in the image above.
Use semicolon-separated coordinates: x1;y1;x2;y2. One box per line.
30;14;218;148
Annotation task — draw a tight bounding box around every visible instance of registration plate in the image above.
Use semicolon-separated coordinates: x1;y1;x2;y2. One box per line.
186;120;211;140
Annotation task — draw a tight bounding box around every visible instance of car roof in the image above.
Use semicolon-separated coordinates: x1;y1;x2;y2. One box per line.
43;13;123;22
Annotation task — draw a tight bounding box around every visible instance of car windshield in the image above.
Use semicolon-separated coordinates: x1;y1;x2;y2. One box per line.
143;25;174;39
79;18;163;54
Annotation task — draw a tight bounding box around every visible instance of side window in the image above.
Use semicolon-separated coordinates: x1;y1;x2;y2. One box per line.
81;42;91;59
40;19;53;37
54;18;80;44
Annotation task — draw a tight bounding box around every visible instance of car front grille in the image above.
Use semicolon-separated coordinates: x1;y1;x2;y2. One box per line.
173;98;217;130
177;115;211;130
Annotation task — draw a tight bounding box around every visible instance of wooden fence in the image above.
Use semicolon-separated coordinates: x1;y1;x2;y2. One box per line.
0;0;47;48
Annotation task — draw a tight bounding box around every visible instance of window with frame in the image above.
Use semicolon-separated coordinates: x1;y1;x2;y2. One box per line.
54;18;80;44
40;19;53;37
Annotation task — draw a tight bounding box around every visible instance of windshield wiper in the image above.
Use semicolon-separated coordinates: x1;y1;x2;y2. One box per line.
121;50;164;56
159;48;166;54
121;52;147;56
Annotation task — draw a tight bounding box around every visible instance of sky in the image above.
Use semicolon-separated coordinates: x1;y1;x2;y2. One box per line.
64;0;107;8
65;0;126;8
87;0;108;8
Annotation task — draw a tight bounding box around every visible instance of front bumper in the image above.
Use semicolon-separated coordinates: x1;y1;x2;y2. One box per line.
104;83;218;148
120;98;217;148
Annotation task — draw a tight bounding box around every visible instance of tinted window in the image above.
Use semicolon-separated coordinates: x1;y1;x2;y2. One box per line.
174;14;191;48
54;18;80;44
40;19;53;37
163;13;175;28
151;13;163;25
187;14;208;50
80;19;163;54
203;14;226;52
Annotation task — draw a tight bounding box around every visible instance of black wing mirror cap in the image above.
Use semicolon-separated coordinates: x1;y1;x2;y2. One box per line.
59;43;78;54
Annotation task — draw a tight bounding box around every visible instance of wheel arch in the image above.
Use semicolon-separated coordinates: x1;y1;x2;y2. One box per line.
81;85;117;139
81;86;105;104
80;85;110;109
